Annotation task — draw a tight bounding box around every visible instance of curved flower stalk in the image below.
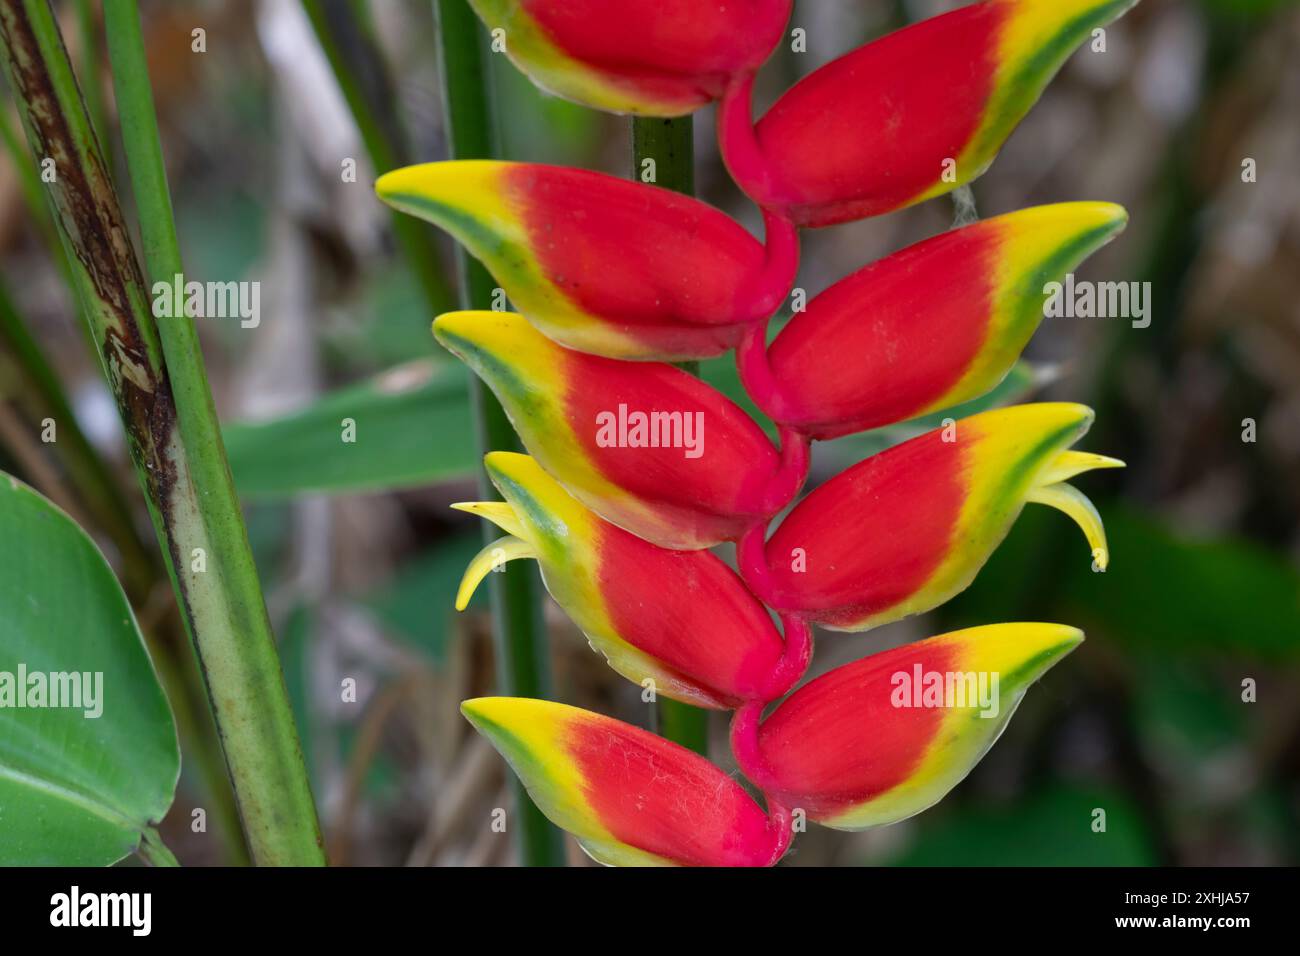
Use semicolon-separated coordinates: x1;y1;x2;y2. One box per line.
740;403;1122;631
738;202;1129;439
385;0;1139;868
454;452;811;708
465;0;792;116
462;697;792;866
376;161;798;361
729;623;1084;829
432;310;810;550
719;0;1140;226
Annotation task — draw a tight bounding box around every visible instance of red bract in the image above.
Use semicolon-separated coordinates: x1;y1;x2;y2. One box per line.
463;697;792;866
742;404;1121;631
467;0;793;116
454;453;811;708
730;623;1084;829
720;0;1139;225
377;161;798;360
432;311;810;550
739;202;1128;439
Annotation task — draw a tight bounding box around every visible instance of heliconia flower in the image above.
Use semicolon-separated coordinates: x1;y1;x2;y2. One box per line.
739;403;1123;630
376;161;798;361
719;0;1141;226
739;203;1128;439
730;623;1083;829
433;310;810;551
463;696;792;866
465;0;792;117
453;452;811;708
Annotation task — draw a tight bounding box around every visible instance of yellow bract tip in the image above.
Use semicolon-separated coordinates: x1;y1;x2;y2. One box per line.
451;501;527;540
456;535;537;611
1026;481;1110;572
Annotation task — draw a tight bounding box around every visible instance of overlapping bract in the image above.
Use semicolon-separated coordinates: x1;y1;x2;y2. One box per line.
732;623;1084;829
743;404;1122;631
388;0;1145;867
432;310;809;550
454;452;807;708
739;203;1128;439
377;162;798;361
720;0;1139;226
466;0;792;116
462;697;788;866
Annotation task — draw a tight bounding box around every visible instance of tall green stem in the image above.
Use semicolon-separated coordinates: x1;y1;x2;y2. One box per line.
0;0;324;865
434;0;564;866
631;115;710;756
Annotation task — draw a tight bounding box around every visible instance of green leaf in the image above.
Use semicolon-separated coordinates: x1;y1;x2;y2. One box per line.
223;360;477;498
886;786;1155;867
0;474;179;865
1064;507;1300;660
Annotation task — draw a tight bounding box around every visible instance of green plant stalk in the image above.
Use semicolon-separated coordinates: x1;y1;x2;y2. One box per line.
138;827;180;867
434;0;564;867
630;115;711;757
301;0;453;315
102;0;325;866
0;0;324;865
71;0;105;145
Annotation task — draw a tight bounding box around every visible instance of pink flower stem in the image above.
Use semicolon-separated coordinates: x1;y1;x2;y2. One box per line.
718;71;781;208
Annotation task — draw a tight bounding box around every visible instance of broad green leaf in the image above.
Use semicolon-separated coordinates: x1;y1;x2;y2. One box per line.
942;503;1300;660
886;787;1155;867
0;474;179;865
223;359;477;498
1064;508;1300;660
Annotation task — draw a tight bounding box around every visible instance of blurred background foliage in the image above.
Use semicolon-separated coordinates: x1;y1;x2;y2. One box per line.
1;0;1297;865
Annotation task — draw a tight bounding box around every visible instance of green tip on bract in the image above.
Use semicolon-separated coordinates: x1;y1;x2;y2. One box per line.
1020;625;1086;685
459;698;508;737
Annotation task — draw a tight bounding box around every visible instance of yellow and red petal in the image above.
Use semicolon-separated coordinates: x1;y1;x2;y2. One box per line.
463;697;788;866
720;0;1140;226
376;161;798;361
454;453;808;708
731;623;1083;829
467;0;792;117
740;403;1122;630
433;311;809;550
740;203;1128;439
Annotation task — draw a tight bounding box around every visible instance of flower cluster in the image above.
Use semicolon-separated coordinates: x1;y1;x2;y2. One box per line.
378;0;1139;866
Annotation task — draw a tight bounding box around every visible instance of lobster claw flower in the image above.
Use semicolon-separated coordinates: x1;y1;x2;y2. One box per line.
731;623;1083;829
463;697;790;866
466;0;792;117
740;203;1128;439
740;403;1123;630
453;452;810;707
433;310;809;550
720;0;1141;226
376;161;798;361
